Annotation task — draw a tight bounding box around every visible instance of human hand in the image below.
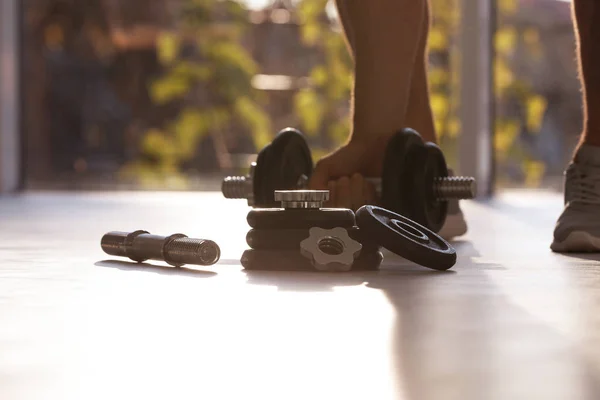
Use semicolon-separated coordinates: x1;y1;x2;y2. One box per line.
307;136;389;210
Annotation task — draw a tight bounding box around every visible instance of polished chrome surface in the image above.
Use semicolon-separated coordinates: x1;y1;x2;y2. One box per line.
221;162;256;206
299;226;362;272
274;190;330;202
275;190;329;209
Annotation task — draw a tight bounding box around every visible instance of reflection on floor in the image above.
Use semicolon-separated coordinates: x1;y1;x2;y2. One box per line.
0;190;599;400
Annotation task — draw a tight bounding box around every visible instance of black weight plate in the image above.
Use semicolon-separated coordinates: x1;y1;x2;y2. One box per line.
246;228;308;250
252;141;271;206
421;143;448;232
246;227;380;253
356;205;456;271
401;143;428;226
255;128;314;207
404;142;448;232
381;128;425;216
347;226;381;253
241;249;384;272
247;208;356;229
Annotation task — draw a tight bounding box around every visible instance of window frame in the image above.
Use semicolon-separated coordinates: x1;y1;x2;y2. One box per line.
0;0;21;193
457;0;496;197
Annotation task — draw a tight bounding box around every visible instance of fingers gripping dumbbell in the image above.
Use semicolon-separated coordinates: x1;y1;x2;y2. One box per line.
222;127;476;232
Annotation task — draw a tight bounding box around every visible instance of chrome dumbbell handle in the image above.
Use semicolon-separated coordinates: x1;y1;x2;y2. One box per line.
222;169;476;202
274;190;329;209
101;231;221;267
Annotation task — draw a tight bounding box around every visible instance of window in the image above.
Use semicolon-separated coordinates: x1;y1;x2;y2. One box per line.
494;0;580;190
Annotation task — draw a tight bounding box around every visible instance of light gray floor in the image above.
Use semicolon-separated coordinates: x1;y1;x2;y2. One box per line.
1;191;599;400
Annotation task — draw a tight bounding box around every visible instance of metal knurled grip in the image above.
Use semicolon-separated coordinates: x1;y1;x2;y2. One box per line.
101;231;221;267
222;172;476;202
275;190;330;209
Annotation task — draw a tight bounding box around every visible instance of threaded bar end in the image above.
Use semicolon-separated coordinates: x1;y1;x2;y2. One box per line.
433;177;476;199
164;238;221;266
101;232;130;257
222;176;250;199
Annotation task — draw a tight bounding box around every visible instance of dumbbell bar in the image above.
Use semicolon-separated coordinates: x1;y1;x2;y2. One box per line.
223;167;475;203
101;230;221;267
223;128;475;233
222;127;475;204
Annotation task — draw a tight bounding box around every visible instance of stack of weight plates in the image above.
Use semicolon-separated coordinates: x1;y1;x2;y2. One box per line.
241;191;384;272
241;190;458;272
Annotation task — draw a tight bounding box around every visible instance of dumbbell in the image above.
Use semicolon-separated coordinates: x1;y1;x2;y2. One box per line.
222;127;476;233
222;128;313;208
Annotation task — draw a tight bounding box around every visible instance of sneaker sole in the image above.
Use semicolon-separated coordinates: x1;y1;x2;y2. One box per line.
550;231;600;253
438;213;468;241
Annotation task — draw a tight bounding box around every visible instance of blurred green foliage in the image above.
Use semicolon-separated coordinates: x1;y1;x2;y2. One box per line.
494;0;548;187
120;0;271;188
428;0;461;170
124;0;550;188
294;0;353;162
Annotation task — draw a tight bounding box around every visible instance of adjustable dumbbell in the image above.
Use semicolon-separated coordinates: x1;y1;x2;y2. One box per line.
222;128;313;208
222;127;476;233
242;190;384;272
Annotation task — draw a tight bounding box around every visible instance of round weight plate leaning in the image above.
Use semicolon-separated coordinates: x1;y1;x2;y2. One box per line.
381;128;425;216
356;205;456;271
421;142;448;232
246;227;380;253
254;128;314;207
241;249;383;272
247;208;356;229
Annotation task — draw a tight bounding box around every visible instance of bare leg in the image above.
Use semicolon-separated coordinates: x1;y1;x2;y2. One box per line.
318;1;463;236
403;0;436;143
551;0;600;252
573;0;600;150
335;0;434;143
334;0;426;143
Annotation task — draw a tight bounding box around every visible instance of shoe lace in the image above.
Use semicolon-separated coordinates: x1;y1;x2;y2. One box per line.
566;164;600;205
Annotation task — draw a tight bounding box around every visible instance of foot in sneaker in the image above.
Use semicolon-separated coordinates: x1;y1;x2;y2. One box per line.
551;144;600;252
438;198;468;241
438;169;468;241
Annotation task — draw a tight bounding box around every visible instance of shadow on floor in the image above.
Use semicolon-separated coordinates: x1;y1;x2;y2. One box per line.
241;239;600;399
451;239;481;256
242;240;493;292
95;260;218;278
558;253;600;262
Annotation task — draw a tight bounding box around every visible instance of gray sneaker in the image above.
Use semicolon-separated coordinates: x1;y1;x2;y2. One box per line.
551;145;600;252
438;169;468;240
